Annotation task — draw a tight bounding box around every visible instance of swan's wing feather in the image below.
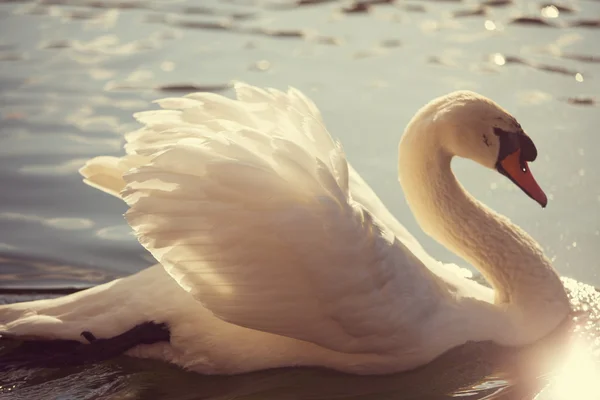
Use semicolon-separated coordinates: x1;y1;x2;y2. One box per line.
78;83;422;252
122;89;443;352
80;84;482;349
79;155;146;198
123;139;439;353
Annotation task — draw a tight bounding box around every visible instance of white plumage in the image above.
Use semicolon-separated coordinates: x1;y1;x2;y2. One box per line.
0;83;570;374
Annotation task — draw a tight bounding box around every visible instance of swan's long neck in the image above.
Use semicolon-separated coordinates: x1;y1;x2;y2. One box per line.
398;117;569;343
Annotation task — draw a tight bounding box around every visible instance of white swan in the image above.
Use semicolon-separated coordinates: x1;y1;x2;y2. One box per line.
0;83;570;375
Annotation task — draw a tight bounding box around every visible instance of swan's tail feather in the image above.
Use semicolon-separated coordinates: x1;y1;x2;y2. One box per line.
0;267;181;345
0;301;69;341
1;274;138;342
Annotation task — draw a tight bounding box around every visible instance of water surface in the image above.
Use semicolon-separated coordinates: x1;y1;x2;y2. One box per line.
0;0;599;398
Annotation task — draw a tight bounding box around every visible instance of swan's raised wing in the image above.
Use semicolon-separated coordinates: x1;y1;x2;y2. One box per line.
80;83;486;305
80;84;424;251
121;85;445;353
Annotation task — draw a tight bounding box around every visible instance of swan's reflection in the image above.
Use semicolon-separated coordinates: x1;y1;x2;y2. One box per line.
2;278;600;400
0;321;599;399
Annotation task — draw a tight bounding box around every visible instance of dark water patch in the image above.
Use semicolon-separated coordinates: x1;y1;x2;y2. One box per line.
0;253;120;289
104;80;232;93
498;54;583;77
353;39;402;59
343;1;370;13
0;292;66;305
563;97;597;106
531;63;581;76
221;0;261;5
481;0;512;6
255;27;305;38
51;8;105;21
297;0;337;6
36;0;149;10
379;38;402;48
452;6;486;18
0;287;86;296
427;55;458;68
342;0;394;14
101;81;147;92
567;19;600;29
12;3;49;15
180;6;256;20
39;39;73;50
314;35;343;45
509;16;559;27
561;53;600;64
155;83;232;93
162;17;233;31
153;15;308;41
0;52;26;61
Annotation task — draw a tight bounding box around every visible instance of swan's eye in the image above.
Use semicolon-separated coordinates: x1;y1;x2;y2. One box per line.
493;127;538;164
494;128;520;161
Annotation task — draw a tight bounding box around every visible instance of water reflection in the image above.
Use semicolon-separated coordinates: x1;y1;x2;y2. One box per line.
0;254;117;290
0;212;94;231
0;0;599;397
1;278;600;399
19;159;88;176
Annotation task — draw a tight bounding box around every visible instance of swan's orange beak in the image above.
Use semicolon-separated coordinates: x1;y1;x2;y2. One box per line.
497;149;548;208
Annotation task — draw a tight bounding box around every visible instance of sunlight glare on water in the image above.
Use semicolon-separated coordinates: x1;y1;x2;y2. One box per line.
538;340;600;400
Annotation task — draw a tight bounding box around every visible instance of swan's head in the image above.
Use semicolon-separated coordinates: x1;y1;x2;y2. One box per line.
430;91;547;207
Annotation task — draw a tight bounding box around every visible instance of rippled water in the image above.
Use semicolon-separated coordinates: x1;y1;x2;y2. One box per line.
0;0;599;398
